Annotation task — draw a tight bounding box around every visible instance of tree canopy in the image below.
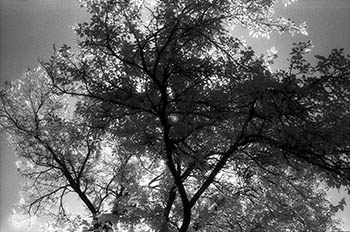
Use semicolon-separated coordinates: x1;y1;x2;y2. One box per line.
1;0;350;231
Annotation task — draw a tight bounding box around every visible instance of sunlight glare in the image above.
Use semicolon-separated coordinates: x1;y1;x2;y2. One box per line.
10;209;38;231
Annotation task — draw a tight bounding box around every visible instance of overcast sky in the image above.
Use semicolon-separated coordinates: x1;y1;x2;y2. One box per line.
0;0;349;231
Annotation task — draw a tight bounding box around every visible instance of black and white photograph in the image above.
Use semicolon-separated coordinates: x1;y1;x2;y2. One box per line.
1;0;350;231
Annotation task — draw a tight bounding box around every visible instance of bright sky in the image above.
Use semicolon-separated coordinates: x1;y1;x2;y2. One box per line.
0;0;349;231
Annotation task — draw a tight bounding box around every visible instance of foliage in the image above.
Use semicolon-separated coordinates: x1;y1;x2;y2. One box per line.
0;68;127;230
1;0;350;231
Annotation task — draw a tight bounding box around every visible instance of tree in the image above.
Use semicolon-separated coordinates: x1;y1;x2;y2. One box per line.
1;0;350;231
0;68;105;230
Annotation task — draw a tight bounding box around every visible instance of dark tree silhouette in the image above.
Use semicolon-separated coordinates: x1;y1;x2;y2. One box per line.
1;1;349;231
